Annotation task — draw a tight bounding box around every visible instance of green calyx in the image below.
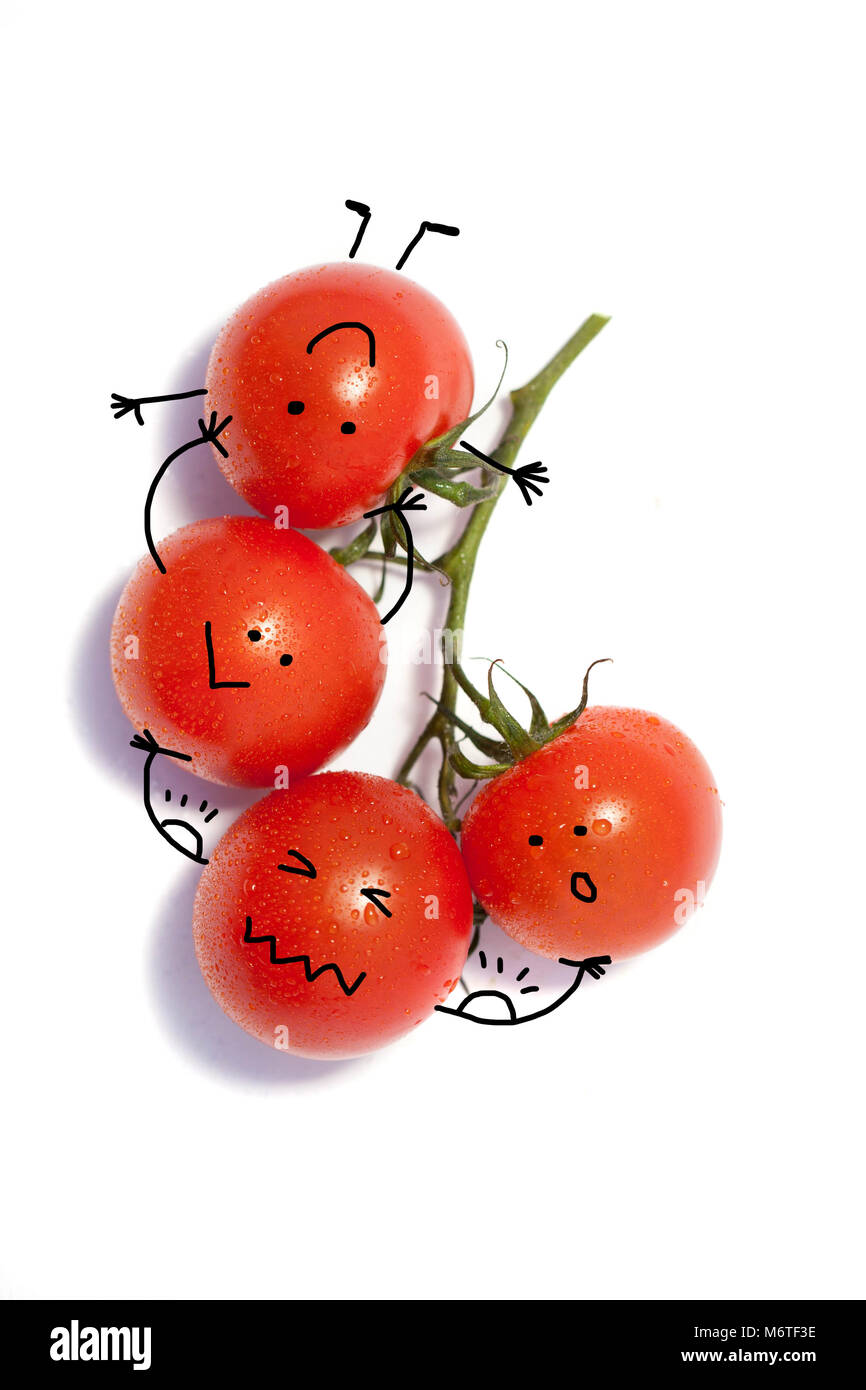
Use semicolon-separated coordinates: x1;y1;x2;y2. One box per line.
405;340;510;502
439;657;611;780
330;340;512;576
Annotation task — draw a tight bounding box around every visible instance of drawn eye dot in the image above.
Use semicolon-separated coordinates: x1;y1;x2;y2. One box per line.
247;629;262;642
280;653;293;666
528;835;544;846
287;401;304;415
574;825;588;836
340;421;356;435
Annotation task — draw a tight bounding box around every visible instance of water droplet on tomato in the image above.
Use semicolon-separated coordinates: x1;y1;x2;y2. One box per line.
390;842;410;860
592;818;612;836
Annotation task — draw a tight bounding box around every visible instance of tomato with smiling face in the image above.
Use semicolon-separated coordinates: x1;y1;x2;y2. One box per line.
193;772;474;1058
205;262;474;529
460;707;723;962
111;516;386;787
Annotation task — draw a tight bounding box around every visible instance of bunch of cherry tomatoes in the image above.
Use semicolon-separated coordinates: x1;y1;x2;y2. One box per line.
111;259;722;1060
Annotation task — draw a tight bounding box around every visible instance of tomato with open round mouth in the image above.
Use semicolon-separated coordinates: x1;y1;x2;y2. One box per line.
205;262;474;529
460;707;723;962
193;772;474;1059
111;516;386;787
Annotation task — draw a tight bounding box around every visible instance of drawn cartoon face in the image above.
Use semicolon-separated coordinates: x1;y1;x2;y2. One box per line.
462;809;607;960
435;915;609;1026
193;772;474;1059
111;515;385;787
286;318;378;440
204;262;474;528
461;707;723;962
527;824;599;904
240;847;389;1000
459;757;632;961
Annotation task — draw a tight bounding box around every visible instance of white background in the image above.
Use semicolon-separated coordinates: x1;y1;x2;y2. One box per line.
2;1;864;1300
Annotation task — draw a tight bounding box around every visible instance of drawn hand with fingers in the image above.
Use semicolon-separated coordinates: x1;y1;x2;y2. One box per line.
110;388;208;427
459;440;550;506
130;728;219;865
141;412;232;574
363;487;428;624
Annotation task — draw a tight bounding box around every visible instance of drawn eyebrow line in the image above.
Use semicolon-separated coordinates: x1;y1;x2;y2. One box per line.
306;320;376;367
242;917;366;997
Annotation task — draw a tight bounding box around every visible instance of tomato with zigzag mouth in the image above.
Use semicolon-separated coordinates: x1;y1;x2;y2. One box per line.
193;772;474;1058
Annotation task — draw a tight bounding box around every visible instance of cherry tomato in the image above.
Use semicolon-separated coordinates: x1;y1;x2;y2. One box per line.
205;263;474;529
111;516;385;787
460;707;722;961
193;772;473;1058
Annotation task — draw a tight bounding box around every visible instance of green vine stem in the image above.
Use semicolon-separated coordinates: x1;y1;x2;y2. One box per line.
395;313;610;831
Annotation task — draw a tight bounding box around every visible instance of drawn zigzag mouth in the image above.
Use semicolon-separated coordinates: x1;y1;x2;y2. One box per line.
243;916;366;997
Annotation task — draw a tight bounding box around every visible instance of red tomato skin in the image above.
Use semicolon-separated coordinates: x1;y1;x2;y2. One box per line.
111;517;386;787
460;707;722;962
193;772;473;1058
205;263;474;528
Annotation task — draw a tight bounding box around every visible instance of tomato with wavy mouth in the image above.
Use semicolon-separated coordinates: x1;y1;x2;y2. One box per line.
193;772;474;1058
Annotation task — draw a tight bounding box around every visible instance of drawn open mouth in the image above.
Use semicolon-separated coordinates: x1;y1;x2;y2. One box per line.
570;871;598;902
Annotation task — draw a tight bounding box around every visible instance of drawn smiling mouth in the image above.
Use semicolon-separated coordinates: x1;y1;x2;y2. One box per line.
242;916;366;997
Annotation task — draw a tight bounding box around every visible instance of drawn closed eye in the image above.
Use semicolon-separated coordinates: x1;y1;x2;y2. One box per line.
278;850;317;878
360;886;392;918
